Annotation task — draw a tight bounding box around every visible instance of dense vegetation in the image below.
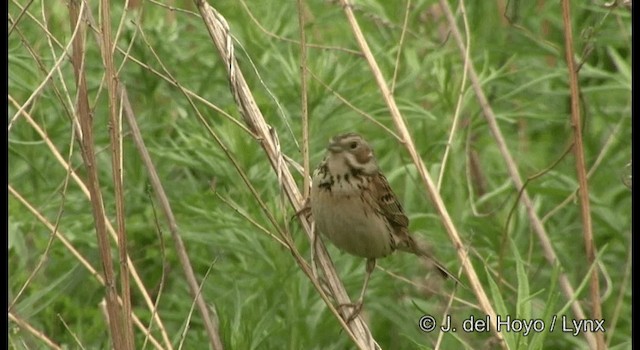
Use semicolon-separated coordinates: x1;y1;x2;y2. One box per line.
9;1;630;349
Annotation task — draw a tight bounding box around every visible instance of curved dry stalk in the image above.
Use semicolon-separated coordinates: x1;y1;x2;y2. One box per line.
8;0;35;35
194;2;379;348
8;186;167;350
390;0;411;95
437;0;597;348
9;312;61;350
337;0;505;347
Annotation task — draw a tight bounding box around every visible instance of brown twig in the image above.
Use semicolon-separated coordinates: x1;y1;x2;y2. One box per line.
67;2;127;348
99;0;134;347
560;1;604;349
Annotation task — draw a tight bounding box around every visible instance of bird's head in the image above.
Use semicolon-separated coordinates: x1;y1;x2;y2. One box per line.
325;133;378;175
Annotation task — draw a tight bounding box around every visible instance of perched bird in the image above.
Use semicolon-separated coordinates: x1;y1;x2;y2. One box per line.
309;132;461;318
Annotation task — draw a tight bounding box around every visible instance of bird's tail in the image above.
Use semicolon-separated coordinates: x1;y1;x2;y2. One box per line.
398;236;465;287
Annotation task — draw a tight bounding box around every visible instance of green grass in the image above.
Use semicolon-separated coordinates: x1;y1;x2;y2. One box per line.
9;0;631;349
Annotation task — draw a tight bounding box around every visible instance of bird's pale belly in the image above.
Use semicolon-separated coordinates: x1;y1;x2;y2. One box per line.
311;190;394;259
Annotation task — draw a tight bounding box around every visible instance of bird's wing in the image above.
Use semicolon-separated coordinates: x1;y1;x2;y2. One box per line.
372;172;409;230
372;172;465;287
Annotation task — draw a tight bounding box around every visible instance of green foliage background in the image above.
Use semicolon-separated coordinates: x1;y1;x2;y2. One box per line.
9;0;631;349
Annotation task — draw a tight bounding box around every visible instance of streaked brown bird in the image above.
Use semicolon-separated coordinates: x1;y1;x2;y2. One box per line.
309;132;461;318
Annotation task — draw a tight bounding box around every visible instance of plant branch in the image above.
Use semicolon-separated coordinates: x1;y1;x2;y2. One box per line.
67;2;127;348
99;0;134;347
561;1;604;349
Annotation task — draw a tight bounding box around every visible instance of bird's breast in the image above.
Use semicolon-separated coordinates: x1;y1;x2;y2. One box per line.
310;174;394;259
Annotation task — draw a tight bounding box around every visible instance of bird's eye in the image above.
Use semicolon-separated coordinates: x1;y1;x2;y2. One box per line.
349;142;358;149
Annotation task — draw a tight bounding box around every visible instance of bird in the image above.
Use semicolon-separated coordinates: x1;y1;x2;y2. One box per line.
309;132;461;320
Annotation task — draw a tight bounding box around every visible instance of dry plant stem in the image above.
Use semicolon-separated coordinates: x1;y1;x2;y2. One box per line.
338;0;505;347
194;2;378;349
120;87;225;350
297;0;310;199
110;46;254;136
560;1;604;349
8;186;105;284
8;97;172;350
99;0;134;347
142;197;169;350
437;0;597;347
78;4;190;347
216;194;289;248
67;2;127;349
9;312;61;349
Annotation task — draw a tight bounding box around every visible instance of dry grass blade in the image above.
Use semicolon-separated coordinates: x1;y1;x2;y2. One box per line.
9;312;62;350
193;1;379;348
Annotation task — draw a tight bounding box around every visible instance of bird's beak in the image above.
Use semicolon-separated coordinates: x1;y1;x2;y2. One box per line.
327;138;342;153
